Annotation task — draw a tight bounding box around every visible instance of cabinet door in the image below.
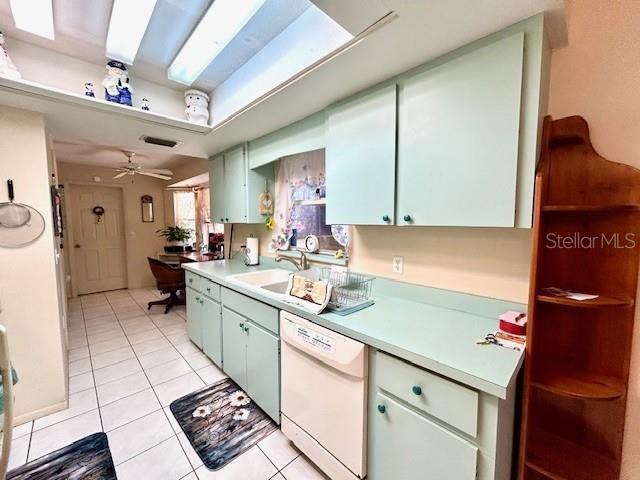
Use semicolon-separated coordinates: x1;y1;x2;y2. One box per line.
369;392;477;480
210;155;226;223
326;84;397;225
221;307;248;390
185;286;202;348
223;145;247;223
397;33;524;227
245;321;280;423
201;296;222;368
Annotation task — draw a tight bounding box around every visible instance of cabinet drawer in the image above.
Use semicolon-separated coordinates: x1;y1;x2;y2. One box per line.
376;351;478;436
222;288;279;334
370;392;477;480
185;271;201;291
201;278;221;302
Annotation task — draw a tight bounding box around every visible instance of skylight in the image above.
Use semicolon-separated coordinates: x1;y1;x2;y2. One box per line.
168;0;267;85
106;0;158;65
9;0;54;39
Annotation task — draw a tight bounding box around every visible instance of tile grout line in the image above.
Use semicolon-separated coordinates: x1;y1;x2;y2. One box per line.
78;297;105;436
106;290;197;477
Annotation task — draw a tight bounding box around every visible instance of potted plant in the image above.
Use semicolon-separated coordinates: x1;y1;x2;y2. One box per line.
157;225;192;253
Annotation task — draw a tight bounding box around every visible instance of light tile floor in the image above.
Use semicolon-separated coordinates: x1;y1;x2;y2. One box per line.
9;288;328;480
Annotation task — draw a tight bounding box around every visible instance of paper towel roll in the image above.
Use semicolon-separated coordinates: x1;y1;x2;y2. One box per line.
246;236;259;265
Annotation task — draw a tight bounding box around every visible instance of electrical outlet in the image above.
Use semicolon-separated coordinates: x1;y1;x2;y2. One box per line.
392;256;404;274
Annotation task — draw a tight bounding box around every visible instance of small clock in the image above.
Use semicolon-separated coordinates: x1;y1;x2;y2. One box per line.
304;234;320;253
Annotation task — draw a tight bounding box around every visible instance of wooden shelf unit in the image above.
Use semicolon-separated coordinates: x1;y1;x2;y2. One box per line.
535;294;634;308
518;116;640;480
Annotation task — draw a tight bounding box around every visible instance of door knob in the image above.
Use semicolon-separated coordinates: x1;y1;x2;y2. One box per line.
74;244;81;248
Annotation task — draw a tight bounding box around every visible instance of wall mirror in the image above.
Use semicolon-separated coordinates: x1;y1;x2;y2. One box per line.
141;195;154;222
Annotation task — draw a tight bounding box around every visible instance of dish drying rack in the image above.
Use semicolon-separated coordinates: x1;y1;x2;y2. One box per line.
320;268;375;315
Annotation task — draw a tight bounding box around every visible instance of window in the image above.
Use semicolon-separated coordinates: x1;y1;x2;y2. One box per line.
173;190;196;244
271;149;348;254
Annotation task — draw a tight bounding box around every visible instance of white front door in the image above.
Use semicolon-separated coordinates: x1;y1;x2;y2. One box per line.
70;185;127;294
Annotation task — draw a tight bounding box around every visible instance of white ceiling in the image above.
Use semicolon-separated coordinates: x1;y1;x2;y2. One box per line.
0;0;312;90
0;0;567;169
53;138;204;170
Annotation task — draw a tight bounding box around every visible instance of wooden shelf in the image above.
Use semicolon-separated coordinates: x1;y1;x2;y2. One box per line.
543;204;640;213
531;371;626;401
536;294;634;308
526;429;618;480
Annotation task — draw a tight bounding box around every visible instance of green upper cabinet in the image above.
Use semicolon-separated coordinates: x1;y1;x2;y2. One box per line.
210;155;225;223
326;84;397;225
224;146;248;223
396;33;524;227
209;144;274;224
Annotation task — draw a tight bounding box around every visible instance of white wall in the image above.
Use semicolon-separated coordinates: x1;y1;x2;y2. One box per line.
57;162;169;290
0;106;67;423
210;6;352;124
5;37;186;119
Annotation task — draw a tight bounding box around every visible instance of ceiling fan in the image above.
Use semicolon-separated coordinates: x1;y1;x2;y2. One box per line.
113;151;173;180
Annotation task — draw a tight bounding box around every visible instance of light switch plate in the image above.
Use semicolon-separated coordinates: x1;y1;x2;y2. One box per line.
392;256;404;274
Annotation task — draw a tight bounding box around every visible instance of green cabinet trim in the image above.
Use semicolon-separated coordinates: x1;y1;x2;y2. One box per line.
326;84;397;225
248;111;325;169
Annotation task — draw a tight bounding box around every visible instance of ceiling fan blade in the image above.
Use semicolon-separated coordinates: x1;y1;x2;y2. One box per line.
138;171;172;180
140;168;174;175
113;172;128;179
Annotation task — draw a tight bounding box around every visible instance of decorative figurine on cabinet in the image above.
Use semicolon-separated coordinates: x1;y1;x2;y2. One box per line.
84;82;95;97
140;97;150;111
102;60;132;106
0;32;21;80
184;89;209;125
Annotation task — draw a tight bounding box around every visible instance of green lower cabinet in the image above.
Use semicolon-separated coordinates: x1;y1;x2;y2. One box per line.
245;321;279;422
221;307;248;390
221;305;280;424
201;296;222;368
186;286;202;348
369;392;478;479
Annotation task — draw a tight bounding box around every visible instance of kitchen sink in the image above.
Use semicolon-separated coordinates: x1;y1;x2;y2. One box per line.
229;269;292;287
260;281;290;295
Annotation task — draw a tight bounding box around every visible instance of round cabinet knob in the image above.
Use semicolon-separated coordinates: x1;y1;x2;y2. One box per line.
377;404;386;414
403;215;412;222
200;299;204;305
195;296;200;301
189;278;193;283
220;218;224;222
206;287;211;292
382;215;390;222
244;326;250;333
412;385;422;396
225;217;229;222
239;322;244;329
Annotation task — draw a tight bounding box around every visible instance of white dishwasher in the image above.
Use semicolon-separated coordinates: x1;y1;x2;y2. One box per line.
280;311;368;480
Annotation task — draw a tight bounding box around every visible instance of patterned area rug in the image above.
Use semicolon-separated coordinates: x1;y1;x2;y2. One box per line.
7;432;116;480
170;377;277;470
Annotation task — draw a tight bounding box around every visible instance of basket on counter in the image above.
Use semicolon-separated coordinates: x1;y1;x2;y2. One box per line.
319;268;375;314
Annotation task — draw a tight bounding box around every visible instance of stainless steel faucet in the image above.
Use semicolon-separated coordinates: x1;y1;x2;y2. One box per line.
275;250;308;270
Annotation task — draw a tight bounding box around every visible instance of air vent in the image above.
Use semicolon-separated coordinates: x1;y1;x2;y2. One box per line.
139;135;181;148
